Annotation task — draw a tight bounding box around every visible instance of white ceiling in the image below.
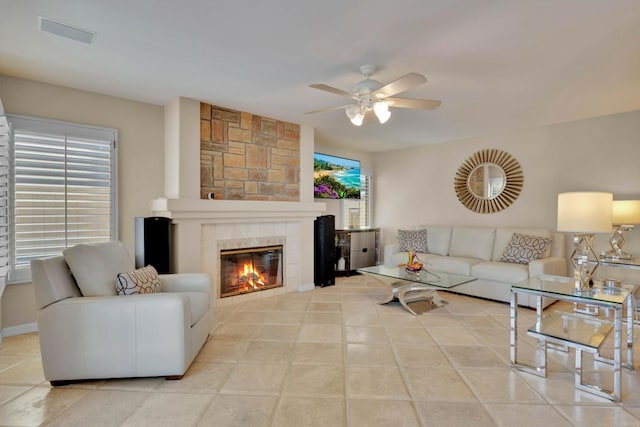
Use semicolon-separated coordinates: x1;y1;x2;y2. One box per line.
1;0;639;152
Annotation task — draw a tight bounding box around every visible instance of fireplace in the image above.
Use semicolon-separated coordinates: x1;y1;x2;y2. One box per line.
219;245;283;298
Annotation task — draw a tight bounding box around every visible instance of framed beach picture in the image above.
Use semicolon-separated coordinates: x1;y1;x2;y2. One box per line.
313;153;361;199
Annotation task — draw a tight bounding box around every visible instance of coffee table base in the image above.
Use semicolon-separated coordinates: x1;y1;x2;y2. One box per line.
379;284;449;315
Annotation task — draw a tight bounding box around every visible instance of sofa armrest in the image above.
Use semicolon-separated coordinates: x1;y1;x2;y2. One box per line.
384;244;402;265
529;257;567;277
159;273;211;296
37;293;192;380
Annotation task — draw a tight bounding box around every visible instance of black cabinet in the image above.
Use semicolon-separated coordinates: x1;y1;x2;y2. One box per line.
335;229;380;274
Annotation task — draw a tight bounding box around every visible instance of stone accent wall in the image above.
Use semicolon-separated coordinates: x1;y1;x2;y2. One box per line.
200;103;300;201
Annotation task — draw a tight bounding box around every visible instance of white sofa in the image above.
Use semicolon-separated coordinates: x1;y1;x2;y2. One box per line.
384;226;567;308
31;241;212;385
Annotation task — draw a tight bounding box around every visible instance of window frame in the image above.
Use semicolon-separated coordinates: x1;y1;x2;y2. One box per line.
7;114;118;284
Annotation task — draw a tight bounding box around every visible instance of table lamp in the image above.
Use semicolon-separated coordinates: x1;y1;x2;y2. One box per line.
557;192;613;290
601;200;640;260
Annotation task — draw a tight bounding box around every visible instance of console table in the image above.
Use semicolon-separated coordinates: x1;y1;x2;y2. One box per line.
510;275;634;401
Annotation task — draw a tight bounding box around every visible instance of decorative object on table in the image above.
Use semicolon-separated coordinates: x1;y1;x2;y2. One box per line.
453;148;524;214
337;256;346;271
404;250;424;272
602;200;640;260
557;192;613;290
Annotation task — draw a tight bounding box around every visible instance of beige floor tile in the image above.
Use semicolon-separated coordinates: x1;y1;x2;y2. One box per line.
468;327;510;346
307;302;342;312
428;327;483;346
418;312;463;328
0;333;41;356
346;366;409;399
347;399;420;427
393;345;454;369
346;343;397;367
99;377;164;392
414;401;497;427
404;367;476;401
342;301;379;314
459;369;545;403
483;403;572;427
517;371;616;405
342;312;382;326
254;325;301;342
195;339;250;363
45;389;150;426
0;357;45;385
445;303;488;316
220;363;287;395
310;291;344;303
213;323;260;341
242;341;294;363
440;345;507;368
262;310;305;325
273;300;308;312
297;324;342;343
303;311;343;324
156;361;233;393
378;313;424;328
0;384;31;405
272;397;345;427
291;343;343;365
385;327;435;345
282;364;344;397
554;405;640;426
345;326;389;344
226;310;268;324
456;314;506;329
121;392;213;427
197;394;277;427
0;385;88;426
0;355;31;374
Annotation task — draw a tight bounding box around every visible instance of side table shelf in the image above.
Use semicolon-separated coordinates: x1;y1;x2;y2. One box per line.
335;228;380;275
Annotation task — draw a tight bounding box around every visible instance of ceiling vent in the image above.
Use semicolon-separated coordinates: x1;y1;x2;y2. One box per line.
38;16;95;44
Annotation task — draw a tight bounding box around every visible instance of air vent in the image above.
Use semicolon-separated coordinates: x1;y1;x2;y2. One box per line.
38;16;95;44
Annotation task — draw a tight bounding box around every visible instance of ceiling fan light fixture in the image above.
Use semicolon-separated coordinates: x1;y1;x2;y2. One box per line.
345;105;364;126
373;101;391;124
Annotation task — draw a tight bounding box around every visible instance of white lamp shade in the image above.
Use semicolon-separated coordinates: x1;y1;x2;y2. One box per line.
612;200;640;225
557;192;613;233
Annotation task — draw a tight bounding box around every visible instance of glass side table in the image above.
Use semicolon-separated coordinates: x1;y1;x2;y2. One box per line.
510;274;634;401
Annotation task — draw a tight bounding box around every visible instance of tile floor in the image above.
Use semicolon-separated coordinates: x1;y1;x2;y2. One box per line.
1;275;640;426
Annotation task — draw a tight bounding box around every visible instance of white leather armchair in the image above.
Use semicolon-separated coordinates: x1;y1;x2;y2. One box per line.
31;242;212;386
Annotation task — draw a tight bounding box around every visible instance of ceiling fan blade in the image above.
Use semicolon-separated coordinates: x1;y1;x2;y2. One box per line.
386;97;442;110
304;104;352;115
373;73;427;98
309;84;355;98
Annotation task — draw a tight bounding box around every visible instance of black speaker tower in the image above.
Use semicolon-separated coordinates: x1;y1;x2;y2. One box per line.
314;215;335;287
135;217;172;274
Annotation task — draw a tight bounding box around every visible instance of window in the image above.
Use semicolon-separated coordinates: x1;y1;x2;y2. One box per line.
0;114;9;288
342;174;372;228
8;116;117;283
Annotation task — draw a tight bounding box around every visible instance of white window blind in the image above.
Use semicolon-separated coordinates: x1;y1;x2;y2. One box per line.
8;116;117;282
0;114;9;285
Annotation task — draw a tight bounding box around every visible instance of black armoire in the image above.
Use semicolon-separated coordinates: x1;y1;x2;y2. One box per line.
135;217;172;273
314;215;335;287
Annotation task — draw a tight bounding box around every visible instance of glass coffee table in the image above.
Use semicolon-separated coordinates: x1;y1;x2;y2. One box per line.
357;265;476;315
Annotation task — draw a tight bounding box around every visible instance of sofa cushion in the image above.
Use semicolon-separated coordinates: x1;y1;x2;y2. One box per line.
116;265;161;295
471;261;529;283
425;255;481;276
449;227;496;261
417;226;452;256
492;228;552;261
499;233;552;265
63;241;135;297
397;229;428;252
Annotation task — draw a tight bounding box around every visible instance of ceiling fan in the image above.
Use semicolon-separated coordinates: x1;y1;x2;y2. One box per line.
305;64;441;126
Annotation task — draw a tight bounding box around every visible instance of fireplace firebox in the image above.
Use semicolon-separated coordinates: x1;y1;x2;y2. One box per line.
219;245;283;298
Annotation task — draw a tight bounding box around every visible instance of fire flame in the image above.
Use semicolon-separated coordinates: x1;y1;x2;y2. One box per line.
238;262;265;291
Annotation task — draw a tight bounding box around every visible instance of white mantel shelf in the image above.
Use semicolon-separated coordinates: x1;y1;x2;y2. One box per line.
151;198;326;222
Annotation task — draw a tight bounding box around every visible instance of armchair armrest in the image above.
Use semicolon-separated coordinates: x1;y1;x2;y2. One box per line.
159;273;211;296
37;293;192;380
529;257;567;277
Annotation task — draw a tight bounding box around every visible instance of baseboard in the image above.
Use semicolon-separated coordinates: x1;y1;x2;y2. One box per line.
3;322;38;337
297;282;315;292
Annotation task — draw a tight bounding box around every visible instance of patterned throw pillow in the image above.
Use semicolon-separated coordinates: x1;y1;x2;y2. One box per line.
116;265;161;295
500;233;552;265
397;229;428;253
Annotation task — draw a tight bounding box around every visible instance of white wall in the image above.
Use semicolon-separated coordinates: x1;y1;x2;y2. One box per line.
374;109;640;274
0;76;164;329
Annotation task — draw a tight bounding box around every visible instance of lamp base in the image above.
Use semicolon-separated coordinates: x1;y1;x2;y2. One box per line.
571;233;599;291
602;225;635;261
601;250;633;261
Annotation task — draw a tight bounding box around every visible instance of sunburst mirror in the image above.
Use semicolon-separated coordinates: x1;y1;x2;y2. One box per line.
454;149;523;214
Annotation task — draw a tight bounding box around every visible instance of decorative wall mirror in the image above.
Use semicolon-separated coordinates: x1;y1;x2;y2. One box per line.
454;149;523;214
